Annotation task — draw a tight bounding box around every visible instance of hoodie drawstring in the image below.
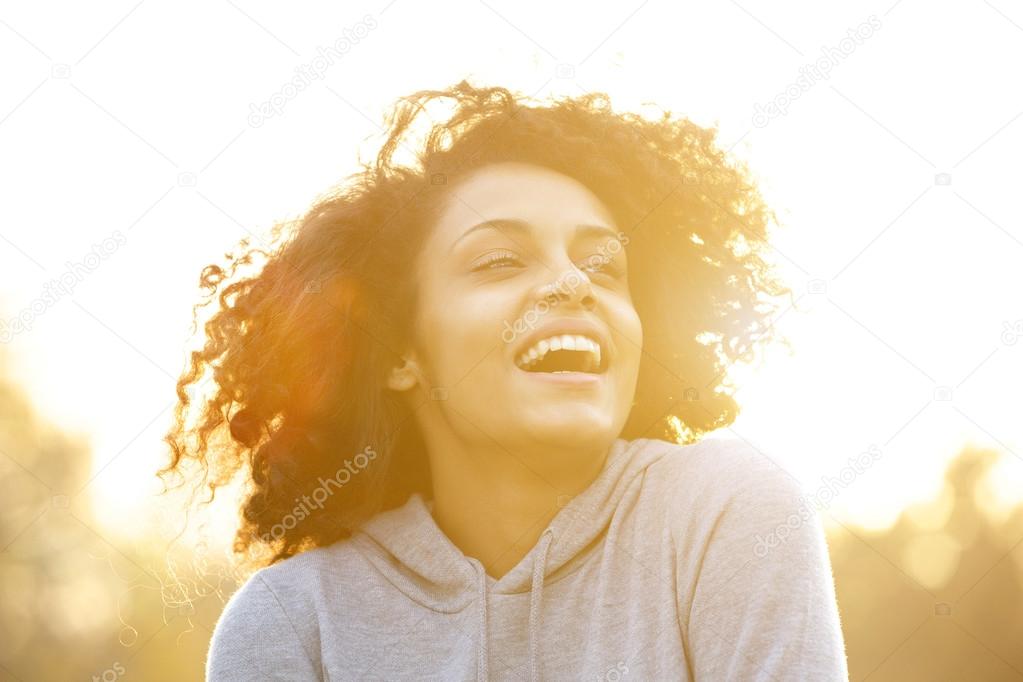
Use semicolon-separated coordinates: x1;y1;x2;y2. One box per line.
473;561;489;681
528;529;554;682
472;528;554;682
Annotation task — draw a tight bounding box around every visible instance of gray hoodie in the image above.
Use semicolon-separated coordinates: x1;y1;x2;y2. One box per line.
206;436;850;681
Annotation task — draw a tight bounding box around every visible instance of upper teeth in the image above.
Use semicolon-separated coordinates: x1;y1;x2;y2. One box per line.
515;334;602;371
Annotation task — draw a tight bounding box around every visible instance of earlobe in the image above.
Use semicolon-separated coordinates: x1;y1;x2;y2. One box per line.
386;357;419;392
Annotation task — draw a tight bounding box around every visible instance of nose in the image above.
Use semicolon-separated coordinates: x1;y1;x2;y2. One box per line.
538;265;596;311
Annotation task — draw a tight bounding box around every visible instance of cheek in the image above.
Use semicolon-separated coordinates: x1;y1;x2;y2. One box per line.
412;284;454;377
611;298;643;347
419;287;507;378
627;305;643;345
612;304;644;382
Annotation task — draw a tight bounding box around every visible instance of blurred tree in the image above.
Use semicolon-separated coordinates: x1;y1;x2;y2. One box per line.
0;347;226;682
829;446;1023;681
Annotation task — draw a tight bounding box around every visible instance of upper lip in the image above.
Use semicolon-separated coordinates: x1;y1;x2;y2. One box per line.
511;317;612;372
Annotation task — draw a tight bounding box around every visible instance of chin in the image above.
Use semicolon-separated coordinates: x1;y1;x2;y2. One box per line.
525;415;616;446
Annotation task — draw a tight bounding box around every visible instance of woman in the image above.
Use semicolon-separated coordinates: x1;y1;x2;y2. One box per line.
161;80;849;680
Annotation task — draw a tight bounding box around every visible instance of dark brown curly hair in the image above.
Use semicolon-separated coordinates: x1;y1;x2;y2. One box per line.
158;79;793;569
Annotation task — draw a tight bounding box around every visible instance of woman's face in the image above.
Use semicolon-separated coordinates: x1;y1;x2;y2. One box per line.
391;161;643;455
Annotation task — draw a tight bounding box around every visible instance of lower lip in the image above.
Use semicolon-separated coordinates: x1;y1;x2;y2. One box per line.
514;366;604;387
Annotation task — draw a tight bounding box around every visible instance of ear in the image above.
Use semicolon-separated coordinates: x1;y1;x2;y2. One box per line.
386;352;421;392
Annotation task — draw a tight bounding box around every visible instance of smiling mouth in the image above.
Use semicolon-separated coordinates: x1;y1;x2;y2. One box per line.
514;334;607;374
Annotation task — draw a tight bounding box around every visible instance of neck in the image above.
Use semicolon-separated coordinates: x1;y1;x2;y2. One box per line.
427;437;610;580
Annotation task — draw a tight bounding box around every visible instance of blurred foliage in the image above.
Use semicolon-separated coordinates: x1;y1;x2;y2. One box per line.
1;351;1021;680
0;353;240;682
830;445;1023;681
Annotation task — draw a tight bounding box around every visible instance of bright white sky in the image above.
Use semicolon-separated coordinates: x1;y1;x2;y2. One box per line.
1;0;1021;542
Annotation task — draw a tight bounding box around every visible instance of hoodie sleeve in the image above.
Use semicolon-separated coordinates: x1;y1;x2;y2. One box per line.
206;573;322;682
679;451;850;681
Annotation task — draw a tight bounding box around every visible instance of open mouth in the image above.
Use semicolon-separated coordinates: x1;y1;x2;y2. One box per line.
514;334;607;375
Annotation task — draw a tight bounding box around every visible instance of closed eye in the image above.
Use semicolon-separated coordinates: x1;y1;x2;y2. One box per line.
472;252;524;271
580;255;625;278
583;261;621;276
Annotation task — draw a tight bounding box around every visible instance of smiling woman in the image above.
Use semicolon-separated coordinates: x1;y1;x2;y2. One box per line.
158;80;848;680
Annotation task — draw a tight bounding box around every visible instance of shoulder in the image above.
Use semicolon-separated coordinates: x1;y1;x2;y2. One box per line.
635;436;809;543
206;542;356;681
211;565;297;644
641;435;805;505
206;567;314;680
612;437;848;679
240;540;356;610
648;438;849;679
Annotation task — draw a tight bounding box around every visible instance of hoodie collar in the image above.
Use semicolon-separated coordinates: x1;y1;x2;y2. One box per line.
352;437;675;604
351;437;677;680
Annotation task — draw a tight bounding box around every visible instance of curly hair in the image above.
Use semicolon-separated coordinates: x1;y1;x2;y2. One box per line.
158;79;793;569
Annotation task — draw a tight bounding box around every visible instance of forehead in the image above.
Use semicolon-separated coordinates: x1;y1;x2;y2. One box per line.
431;162;615;238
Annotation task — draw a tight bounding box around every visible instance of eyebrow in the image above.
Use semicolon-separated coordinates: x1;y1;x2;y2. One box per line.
450;218;620;252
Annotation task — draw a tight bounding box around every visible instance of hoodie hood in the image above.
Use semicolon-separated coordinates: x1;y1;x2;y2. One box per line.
351;436;677;681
